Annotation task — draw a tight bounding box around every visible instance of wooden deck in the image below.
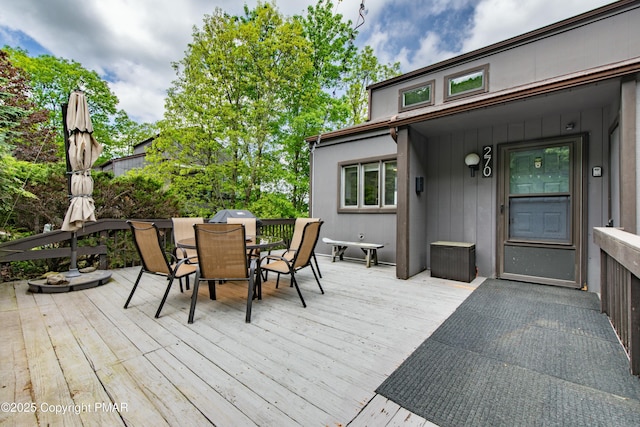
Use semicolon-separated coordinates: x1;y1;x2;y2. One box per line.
0;256;481;426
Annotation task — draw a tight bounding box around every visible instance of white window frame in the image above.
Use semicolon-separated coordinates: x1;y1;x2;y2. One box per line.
339;157;397;212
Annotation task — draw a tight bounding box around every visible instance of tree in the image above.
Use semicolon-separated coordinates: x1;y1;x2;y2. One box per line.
147;0;400;218
0;50;57;224
276;0;357;214
341;46;401;125
150;2;313;216
4;47;151;161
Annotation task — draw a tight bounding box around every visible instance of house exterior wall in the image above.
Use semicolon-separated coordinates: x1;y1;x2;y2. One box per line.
369;4;640;121
308;1;640;292
403;128;429;277
419;104;615;292
112;155;146;176
311;131;398;263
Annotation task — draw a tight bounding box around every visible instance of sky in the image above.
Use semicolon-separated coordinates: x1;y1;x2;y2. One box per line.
0;0;616;124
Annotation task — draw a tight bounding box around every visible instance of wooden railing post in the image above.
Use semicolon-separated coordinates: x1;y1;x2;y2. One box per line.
99;230;108;269
600;248;609;316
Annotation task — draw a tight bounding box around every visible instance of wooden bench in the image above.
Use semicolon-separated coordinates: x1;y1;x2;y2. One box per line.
322;238;384;268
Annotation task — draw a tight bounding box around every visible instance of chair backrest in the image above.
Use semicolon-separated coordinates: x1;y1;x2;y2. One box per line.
292;221;323;269
226;217;257;237
194;223;249;279
172;217;204;258
289;217;320;251
128;220;171;275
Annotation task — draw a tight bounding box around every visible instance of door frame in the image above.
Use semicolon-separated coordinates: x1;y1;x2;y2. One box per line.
496;134;587;288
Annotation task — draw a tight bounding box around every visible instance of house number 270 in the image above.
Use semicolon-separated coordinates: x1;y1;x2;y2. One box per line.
482;145;493;178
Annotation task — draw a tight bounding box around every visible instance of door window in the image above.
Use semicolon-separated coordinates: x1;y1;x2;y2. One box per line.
508;145;571;243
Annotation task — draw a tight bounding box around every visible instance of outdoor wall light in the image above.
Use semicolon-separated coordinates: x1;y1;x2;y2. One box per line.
565;122;575;131
465;152;480;177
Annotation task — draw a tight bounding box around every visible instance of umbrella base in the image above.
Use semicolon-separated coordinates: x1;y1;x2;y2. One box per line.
27;270;112;293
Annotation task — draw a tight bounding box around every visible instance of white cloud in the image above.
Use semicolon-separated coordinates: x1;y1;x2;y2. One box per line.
405;33;459;71
462;0;615;53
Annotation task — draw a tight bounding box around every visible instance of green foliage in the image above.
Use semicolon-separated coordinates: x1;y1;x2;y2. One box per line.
150;0;391;218
94;172;181;220
248;192;302;219
2;167;181;279
3;47;156;162
7;165;180;234
1;50;57;222
153;1;314;217
341;46;401;125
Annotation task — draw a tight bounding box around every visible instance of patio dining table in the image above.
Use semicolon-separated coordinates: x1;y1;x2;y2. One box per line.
177;235;284;299
177;235;284;253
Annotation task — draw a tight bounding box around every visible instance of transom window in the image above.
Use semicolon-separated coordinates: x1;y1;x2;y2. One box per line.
399;80;434;111
444;64;489;101
340;158;397;211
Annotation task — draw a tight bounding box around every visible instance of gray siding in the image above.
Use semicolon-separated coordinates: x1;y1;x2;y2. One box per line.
407;129;429;276
422;106;612;291
311;131;398;263
113;155;146;177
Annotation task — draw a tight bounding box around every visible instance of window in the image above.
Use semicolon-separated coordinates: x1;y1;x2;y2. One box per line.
340;158;397;211
343;165;358;207
399;80;434;111
444;64;489;101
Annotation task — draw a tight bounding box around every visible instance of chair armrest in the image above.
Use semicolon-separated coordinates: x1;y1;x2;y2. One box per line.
175;247;189;260
166;251;177;263
259;254;289;266
174;254;198;268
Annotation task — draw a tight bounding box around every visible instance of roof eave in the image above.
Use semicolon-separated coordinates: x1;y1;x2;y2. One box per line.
368;0;640;91
308;58;640;144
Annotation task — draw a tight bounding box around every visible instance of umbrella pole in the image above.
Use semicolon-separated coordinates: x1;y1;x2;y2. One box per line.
68;231;80;277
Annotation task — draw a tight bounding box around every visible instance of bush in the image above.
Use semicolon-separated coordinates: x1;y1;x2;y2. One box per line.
2;165;182;279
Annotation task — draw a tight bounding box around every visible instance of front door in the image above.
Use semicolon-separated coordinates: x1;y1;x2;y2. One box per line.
497;136;585;288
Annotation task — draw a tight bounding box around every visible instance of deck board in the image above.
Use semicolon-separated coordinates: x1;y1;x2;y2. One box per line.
0;257;479;426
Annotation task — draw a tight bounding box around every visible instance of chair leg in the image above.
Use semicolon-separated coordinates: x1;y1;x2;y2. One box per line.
155;276;176;318
313;252;322;278
207;280;216;300
310;263;324;294
246;276;254;323
124;268;144;308
290;274;307;308
254;269;262;300
275;273;281;289
188;273;202;324
179;277;184;293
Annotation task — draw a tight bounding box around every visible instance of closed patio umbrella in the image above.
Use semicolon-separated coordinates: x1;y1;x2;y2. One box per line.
61;90;102;276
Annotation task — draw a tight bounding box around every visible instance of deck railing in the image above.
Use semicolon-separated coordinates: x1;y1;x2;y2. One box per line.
594;227;640;375
0;218;295;270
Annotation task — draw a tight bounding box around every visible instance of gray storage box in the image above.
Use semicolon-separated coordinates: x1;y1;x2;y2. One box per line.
430;241;476;283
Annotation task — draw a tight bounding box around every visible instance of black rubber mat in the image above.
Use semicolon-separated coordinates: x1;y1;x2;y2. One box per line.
376;279;640;427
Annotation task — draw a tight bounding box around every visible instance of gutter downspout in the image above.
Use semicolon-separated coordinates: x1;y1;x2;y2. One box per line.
309;133;321;218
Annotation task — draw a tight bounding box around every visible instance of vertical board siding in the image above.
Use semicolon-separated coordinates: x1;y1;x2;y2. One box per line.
425;108;606;282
